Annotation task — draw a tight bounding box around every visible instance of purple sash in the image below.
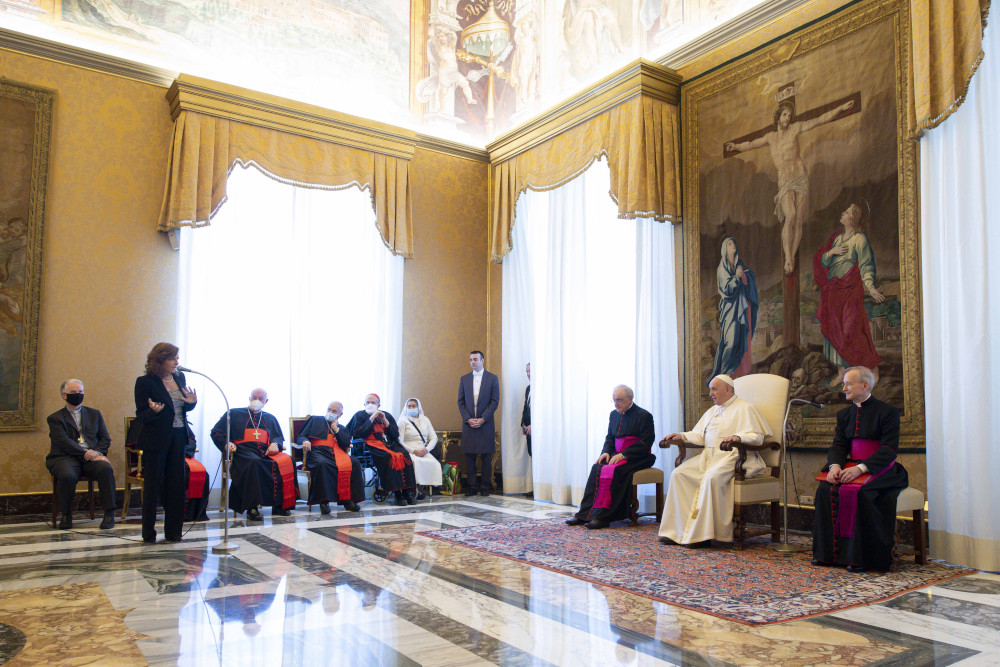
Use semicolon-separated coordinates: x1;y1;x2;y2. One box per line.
834;438;895;538
593;437;638;510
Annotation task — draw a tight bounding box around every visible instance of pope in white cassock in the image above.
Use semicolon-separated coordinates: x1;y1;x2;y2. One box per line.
658;374;772;545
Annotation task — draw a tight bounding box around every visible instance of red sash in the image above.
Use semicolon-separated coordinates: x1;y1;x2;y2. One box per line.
310;434;353;500
366;423;409;470
185;458;206;499
236;427;296;510
593;436;638;510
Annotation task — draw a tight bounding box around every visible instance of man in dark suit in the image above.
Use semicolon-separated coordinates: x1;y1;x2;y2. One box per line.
45;379;116;530
458;350;500;496
520;362;531;457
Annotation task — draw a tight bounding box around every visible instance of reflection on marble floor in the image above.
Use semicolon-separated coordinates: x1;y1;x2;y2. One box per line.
0;495;994;666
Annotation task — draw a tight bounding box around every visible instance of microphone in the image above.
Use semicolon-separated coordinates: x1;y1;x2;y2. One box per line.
790;398;825;409
177;365;194;373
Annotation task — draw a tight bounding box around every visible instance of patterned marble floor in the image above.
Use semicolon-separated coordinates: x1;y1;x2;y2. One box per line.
0;495;996;666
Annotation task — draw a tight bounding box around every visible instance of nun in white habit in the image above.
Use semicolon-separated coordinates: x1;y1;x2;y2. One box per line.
658;374;772;545
398;397;443;488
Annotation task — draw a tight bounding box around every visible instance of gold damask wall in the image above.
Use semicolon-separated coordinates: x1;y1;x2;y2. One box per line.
0;51;490;496
0;48;176;494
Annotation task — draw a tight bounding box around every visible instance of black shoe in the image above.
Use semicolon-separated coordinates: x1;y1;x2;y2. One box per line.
464;487;477;497
272;507;291;516
565;518;586;526
659;536;677;545
687;540;713;549
163;537;182;544
320;503;331;515
404;491;417;505
846;564;865;573
344;502;361;512
247;508;263;521
416;492;427;501
99;511;115;530
585;520;610;530
810;558;828;567
480;488;490;497
393;492;407;506
143;537;156;544
58;515;72;530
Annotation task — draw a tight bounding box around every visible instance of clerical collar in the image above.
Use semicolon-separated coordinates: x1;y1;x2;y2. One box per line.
853;394;873;408
717;395;737;410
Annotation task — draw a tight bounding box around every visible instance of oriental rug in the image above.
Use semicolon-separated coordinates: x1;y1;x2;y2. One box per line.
425;518;973;625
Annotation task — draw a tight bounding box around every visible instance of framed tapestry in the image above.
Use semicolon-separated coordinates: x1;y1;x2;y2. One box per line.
681;0;923;448
0;80;53;431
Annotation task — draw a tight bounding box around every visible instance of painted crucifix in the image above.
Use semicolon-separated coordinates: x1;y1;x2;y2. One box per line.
723;83;859;347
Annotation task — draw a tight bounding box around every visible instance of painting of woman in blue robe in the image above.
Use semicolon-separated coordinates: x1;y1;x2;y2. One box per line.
710;237;758;380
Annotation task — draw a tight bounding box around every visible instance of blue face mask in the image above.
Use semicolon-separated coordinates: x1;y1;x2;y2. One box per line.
406;408;419;418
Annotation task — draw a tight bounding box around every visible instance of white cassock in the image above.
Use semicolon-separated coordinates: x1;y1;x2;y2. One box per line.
658;395;772;544
398;414;443;486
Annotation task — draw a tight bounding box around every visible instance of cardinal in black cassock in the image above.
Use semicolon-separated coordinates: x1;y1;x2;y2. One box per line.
347;393;416;505
813;369;908;573
296;402;364;514
211;391;296;521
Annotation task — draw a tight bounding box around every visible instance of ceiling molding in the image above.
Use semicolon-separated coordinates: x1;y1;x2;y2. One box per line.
486;58;681;164
415;135;490;162
167;74;418;160
0;26;175;87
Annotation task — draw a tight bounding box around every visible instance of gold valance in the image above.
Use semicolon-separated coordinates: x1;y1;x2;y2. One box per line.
489;94;681;263
908;0;990;137
159;76;415;258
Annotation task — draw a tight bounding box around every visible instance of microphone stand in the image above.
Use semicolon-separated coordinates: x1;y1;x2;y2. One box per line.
773;397;824;554
180;366;238;555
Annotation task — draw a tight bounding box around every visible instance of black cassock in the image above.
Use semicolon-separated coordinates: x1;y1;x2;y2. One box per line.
296;417;365;505
813;396;908;572
211;408;295;513
574;403;657;523
183;425;210;521
347;410;415;494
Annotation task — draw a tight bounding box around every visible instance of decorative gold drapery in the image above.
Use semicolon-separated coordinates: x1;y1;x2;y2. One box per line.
158;76;415;258
908;0;991;137
489;88;680;263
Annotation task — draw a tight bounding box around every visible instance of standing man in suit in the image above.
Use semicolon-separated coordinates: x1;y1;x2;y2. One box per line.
521;362;531;457
458;350;500;496
45;379;116;530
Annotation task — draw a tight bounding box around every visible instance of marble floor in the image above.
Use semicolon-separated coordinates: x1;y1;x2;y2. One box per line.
0;495;997;666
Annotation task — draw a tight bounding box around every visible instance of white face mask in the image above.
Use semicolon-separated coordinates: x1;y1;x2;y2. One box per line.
249;399;264;412
325;412;339;422
365;403;378;415
406;408;419;418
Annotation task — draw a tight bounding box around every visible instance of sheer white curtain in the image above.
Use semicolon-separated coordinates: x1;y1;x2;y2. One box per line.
920;23;1000;571
501;160;680;505
176;166;404;497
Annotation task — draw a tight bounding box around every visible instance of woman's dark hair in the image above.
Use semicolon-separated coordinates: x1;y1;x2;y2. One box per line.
145;342;179;376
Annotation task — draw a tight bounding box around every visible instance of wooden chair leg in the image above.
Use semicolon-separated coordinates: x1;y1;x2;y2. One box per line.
912;509;927;564
121;481;131;520
770;501;781;543
52;477;58;527
88;478;96;519
655;482;664;523
629;484;640;527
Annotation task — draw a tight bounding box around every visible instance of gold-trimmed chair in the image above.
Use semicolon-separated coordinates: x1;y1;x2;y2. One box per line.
288;416;312;510
121;416;143;519
660;373;789;548
629;467;664;526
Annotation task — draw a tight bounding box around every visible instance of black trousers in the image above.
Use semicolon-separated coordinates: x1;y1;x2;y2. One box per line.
48;457;116;518
465;453;493;490
141;427;187;542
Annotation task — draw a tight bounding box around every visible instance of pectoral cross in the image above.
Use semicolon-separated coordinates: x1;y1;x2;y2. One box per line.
723;84;860;348
254;430;261;440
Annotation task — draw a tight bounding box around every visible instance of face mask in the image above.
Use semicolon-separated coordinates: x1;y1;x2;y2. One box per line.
65;393;84;407
365;403;378;415
325;412;339;422
406;408;419;418
249;399;264;412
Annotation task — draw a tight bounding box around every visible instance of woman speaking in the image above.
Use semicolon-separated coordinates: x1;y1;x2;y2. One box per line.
133;342;197;543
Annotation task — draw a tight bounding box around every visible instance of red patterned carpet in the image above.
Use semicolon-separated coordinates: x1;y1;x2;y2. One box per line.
425;518;974;625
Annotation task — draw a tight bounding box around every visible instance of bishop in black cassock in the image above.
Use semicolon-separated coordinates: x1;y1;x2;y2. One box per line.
297;402;364;513
211;399;296;519
813;367;908;572
567;385;656;529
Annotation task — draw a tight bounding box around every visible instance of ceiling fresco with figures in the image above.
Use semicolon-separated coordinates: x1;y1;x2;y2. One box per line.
1;0;771;144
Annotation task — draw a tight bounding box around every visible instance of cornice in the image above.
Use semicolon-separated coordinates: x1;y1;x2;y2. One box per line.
167;74;418;160
485;59;681;164
0;26;175;86
415;134;490;162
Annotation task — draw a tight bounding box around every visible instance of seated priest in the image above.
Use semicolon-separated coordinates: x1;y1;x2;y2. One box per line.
210;388;296;521
565;385;656;530
658;374;772;547
812;366;908;572
296;401;363;514
182;423;210;521
347;393;417;506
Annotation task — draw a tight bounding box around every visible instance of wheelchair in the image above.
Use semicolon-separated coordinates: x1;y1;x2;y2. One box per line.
350;438;388;504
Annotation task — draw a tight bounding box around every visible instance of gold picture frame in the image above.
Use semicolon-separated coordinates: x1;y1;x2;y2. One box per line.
681;0;923;448
0;80;53;431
